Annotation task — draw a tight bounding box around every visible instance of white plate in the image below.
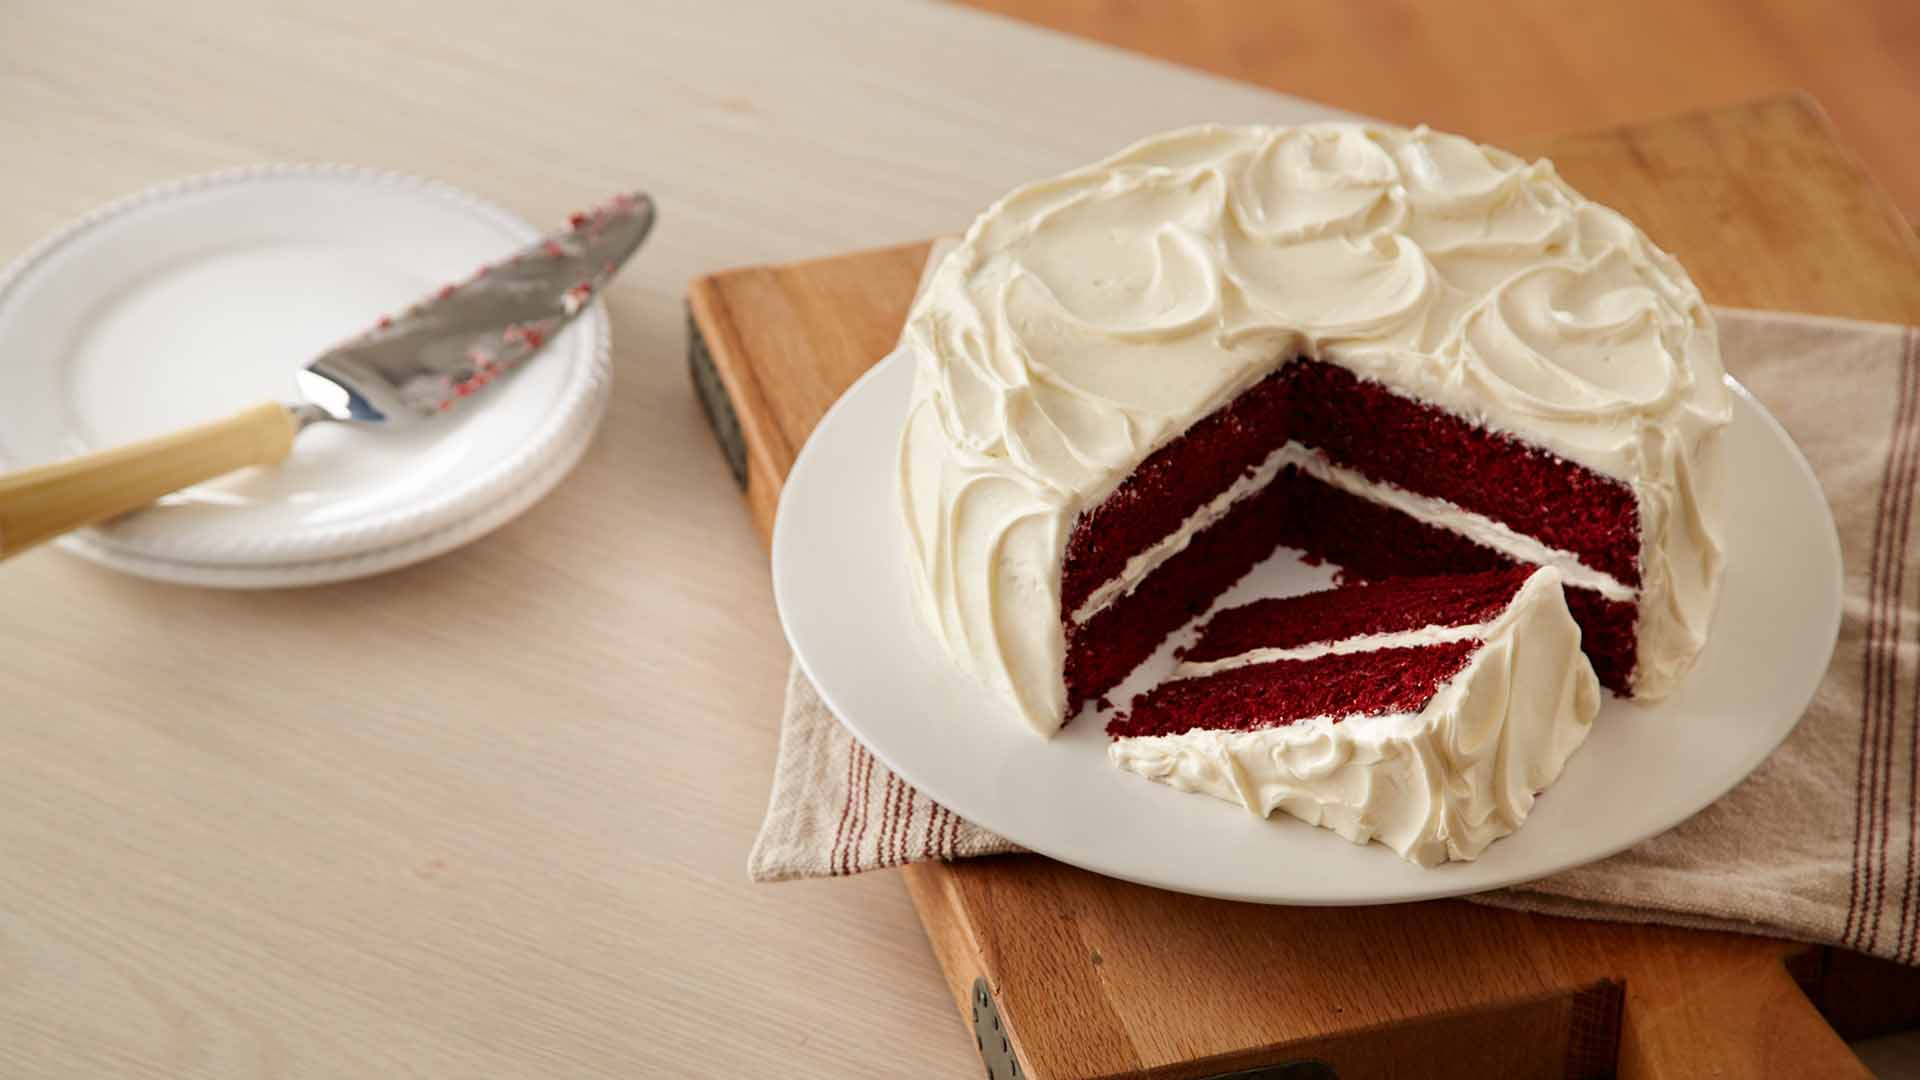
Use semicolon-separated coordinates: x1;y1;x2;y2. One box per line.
0;165;612;585
772;348;1843;905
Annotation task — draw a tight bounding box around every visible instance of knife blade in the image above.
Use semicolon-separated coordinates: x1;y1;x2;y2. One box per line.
297;191;654;425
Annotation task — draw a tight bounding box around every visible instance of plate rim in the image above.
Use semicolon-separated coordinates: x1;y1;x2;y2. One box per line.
0;162;612;569
772;346;1844;905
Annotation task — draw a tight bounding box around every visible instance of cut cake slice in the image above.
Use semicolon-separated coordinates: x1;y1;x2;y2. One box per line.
1105;566;1601;865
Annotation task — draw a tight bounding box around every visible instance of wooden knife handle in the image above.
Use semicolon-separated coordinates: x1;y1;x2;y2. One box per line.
0;402;300;560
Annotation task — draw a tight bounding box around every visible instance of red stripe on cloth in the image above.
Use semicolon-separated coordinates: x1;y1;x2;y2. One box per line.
862;748;878;865
945;798;961;854
849;744;875;872
877;772;898;868
1898;330;1920;962
1869;330;1920;955
1860;341;1917;940
873;772;890;868
900;786;920;866
888;774;910;868
1849;336;1916;945
1905;626;1920;961
1851;333;1920;948
919;793;941;859
841;745;865;875
829;737;858;877
1867;398;1906;949
844;746;867;876
892;776;910;867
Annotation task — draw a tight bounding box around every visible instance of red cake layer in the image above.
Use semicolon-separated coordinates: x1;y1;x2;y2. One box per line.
1055;357;1646;716
1283;359;1642;587
1273;466;1512;580
1180;567;1535;665
1273;468;1639;694
1108;642;1480;739
1064;469;1291;714
1562;588;1640;696
1060;369;1293;619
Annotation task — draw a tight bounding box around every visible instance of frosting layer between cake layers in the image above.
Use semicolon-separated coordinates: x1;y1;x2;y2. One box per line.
1071;440;1635;627
897;121;1730;734
1108;568;1601;865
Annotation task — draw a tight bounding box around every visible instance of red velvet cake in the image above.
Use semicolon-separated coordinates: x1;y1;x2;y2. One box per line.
1106;567;1601;864
898;122;1729;739
1060;356;1652;714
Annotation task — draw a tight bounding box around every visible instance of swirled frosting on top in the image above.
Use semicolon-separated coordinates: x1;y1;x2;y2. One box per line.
898;123;1730;734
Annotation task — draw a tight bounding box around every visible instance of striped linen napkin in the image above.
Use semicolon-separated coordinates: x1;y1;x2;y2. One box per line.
749;307;1920;965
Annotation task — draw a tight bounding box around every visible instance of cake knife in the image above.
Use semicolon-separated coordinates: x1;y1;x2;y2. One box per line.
0;192;654;560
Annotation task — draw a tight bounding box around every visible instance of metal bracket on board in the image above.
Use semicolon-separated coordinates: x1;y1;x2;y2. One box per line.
686;303;748;491
969;977;1339;1080
971;978;1021;1079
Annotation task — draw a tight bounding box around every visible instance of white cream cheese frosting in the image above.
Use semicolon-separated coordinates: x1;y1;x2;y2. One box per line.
898;122;1730;734
1108;568;1601;865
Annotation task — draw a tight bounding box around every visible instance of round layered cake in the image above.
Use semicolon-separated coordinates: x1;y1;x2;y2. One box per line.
897;122;1730;737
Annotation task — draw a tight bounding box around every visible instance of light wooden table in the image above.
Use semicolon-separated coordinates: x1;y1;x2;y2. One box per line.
968;0;1920;230
0;3;1352;1076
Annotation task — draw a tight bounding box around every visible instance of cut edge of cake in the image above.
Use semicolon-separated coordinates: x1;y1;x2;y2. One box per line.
1106;566;1601;866
1057;356;1654;719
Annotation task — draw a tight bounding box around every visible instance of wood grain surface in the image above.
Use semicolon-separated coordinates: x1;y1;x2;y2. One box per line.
963;0;1920;230
0;4;1352;1077
0;1;1913;1077
687;95;1920;1078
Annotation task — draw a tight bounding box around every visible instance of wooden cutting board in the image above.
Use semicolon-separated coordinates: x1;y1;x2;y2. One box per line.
689;97;1920;1079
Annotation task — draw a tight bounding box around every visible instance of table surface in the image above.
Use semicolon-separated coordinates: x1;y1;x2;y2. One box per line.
0;3;1898;1078
966;0;1920;231
0;3;1351;1076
